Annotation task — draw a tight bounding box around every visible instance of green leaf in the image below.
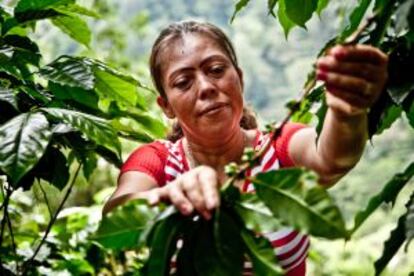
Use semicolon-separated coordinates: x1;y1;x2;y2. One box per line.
48;82;100;112
14;0;74;12
284;0;318;27
374;193;414;275
233;193;282;234
35;147;69;190
252;169;348;239
0;88;18;110
39;56;95;90
406;190;414;250
110;119;154;143
14;8;61;23
212;209;244;275
0;53;22;79
145;213;186;276
375;105;402;135
387;38;414;105
405;96;414;128
4;34;41;67
94;199;159;250
192;218;242;276
87;59;146;108
267;0;278;17
316;0;330;16
339;0;372;41
41;108;121;158
278;0;296;39
368;92;394;138
315;96;328;137
51;15;91;48
53;4;100;18
352;162;414;234
230;0;251;23
240;228;284;275
119;110;166;138
0;112;52;185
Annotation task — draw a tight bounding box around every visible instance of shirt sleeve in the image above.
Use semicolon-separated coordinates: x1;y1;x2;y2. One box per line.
120;141;168;186
274;122;308;168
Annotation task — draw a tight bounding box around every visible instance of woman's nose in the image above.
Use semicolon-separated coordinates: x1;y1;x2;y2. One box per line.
197;75;217;99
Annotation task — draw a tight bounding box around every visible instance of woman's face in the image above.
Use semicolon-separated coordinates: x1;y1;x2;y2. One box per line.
157;33;244;142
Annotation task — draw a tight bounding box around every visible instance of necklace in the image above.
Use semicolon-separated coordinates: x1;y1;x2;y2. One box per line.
183;130;249;169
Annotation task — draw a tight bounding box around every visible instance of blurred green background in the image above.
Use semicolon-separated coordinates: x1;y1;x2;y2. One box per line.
4;0;414;274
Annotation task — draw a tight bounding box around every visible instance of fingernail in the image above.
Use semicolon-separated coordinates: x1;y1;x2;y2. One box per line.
316;70;328;81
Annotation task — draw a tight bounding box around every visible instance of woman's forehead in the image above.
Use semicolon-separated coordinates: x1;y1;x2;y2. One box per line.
160;33;230;76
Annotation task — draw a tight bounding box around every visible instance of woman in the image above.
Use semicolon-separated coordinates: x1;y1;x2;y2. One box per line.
103;21;388;275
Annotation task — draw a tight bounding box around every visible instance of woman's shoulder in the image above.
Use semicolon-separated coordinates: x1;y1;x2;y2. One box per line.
253;123;308;167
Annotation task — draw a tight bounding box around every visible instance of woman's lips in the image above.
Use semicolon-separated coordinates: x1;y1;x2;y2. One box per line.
199;103;229;116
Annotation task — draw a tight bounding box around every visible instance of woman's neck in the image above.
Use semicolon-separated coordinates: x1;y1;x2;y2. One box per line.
183;128;255;172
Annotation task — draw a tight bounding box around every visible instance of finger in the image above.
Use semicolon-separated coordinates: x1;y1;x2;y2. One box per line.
317;55;386;82
181;173;210;220
328;44;388;65
198;166;220;210
166;181;194;216
317;69;371;98
325;85;371;108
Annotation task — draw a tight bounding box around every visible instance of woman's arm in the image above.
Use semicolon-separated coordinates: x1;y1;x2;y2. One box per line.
102;171;158;215
288;44;388;186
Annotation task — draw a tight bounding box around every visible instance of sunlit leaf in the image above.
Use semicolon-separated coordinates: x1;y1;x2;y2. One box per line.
41;108;121;158
338;0;372;41
252;169;348;239
285;0;318;27
406;190;414;250
316;0;330;16
53;4;100;18
231;0;251;23
0;112;51;185
94;199;159;250
352;162;414;234
40;57;95;90
374;193;414;275
240;228;284;275
278;0;296;38
51;15;91;48
375;105;402;135
233;193;282;234
48;82;100;112
0;88;18;110
14;0;74;12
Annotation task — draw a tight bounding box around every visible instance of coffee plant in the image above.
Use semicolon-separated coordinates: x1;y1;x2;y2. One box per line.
1;0;413;275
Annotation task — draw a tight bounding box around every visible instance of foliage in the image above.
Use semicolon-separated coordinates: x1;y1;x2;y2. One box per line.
1;0;414;275
0;0;165;274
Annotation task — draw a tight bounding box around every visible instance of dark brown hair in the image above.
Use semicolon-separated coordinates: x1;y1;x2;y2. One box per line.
149;20;257;141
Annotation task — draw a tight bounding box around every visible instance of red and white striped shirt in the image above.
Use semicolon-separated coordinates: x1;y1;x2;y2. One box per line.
121;123;309;275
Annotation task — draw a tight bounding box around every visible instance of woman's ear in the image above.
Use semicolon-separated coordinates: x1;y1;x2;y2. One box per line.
157;96;175;119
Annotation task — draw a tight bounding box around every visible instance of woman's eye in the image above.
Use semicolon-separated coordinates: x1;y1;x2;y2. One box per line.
209;65;225;75
174;79;191;90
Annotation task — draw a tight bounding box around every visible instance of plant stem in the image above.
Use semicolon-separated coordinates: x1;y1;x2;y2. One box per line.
22;163;82;273
5;205;19;273
38;181;53;219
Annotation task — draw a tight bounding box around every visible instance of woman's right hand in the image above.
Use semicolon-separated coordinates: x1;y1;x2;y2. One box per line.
138;165;220;220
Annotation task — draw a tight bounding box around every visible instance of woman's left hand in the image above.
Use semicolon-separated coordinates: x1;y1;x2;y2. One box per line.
316;44;388;117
